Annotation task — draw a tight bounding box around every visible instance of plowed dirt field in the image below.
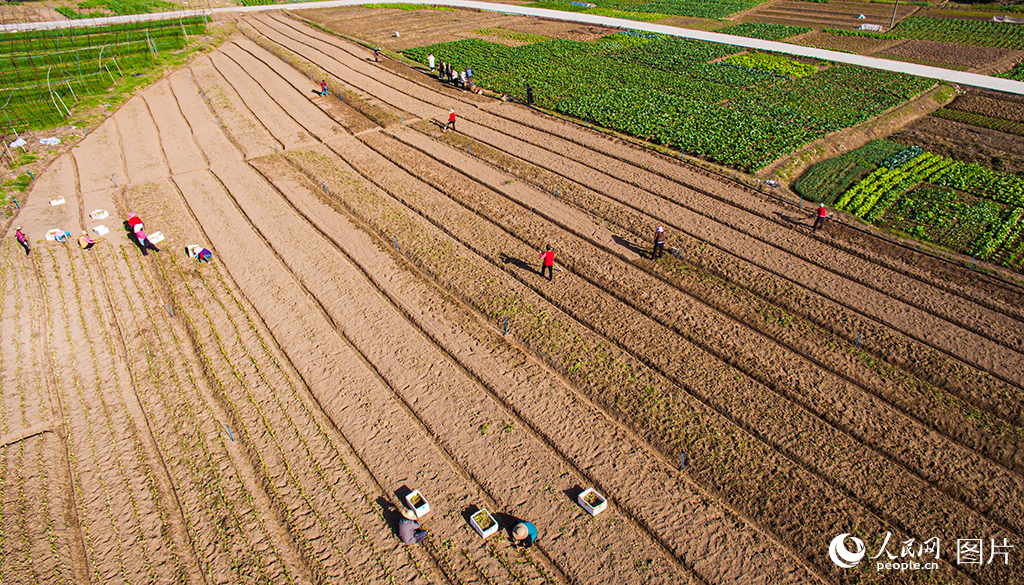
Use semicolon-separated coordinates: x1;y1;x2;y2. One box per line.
2;10;1022;585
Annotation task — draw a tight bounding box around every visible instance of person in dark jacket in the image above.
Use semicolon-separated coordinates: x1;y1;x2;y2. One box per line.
398;506;427;544
526;84;534;106
653;226;665;259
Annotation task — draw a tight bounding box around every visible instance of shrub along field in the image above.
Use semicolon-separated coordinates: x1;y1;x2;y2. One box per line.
803;142;1024;268
403;31;933;170
0;17;206;130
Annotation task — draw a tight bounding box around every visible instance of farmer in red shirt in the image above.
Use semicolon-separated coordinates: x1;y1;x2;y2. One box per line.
321;79;327;97
813;203;828;231
443;109;456;132
539;245;554;281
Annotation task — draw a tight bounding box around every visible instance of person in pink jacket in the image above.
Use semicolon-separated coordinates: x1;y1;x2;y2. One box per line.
14;226;30;256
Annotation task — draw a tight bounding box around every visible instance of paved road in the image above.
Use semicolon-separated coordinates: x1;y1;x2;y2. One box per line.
4;0;1024;95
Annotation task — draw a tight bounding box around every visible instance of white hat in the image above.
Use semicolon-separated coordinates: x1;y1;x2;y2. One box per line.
399;506;417;520
513;523;529;540
656;226;663;232
819;203;825;207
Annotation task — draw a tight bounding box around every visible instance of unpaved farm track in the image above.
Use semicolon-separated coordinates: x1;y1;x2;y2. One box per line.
1;10;1021;585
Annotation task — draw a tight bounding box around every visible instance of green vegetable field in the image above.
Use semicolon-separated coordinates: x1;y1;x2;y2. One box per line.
815;144;1024;267
0;17;205;130
403;33;933;170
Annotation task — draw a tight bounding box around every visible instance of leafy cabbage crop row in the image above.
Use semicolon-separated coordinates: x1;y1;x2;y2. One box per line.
403;34;932;170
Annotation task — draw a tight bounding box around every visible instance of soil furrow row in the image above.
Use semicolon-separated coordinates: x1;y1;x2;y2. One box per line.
33;247;124;583
104;241;300;585
189;126;596;582
79;242;204;585
165;240;411;585
164;144;494;585
422;125;1024;429
199;257;447;585
269;10;1024;344
164;61;598;581
234;20;1024;442
254;150;819;585
159;248;367;584
140;83;443;579
226;148;702;584
475;83;1024;323
149;72;452;585
207;41;804;584
247;12;1024;407
434;111;1024;384
212;35;1016;565
388;124;1024;475
39;247;158;584
50;245;177;585
281;143;973;584
370;124;1024;533
188;54;282;159
9;241;89;585
332;121;1009;577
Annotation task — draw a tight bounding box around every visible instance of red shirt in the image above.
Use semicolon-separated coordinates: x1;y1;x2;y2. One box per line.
540;250;554;266
449;111;456;122
818;207;827;218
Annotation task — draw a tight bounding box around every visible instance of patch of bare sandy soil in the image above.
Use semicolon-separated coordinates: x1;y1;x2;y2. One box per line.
877;39;1015;70
3;8;1024;585
737;0;921;29
794;30;906;54
291;5;620;51
891;111;1024;175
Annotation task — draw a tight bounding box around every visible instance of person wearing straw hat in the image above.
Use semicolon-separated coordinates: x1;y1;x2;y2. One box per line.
14;226;30;255
79;232;96;250
398;506;427;545
512;521;537;548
